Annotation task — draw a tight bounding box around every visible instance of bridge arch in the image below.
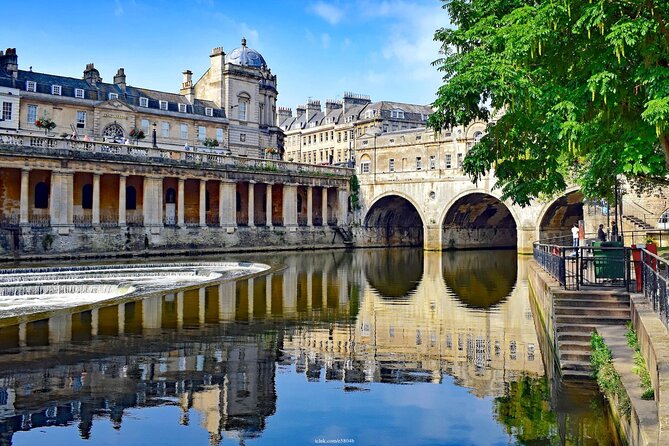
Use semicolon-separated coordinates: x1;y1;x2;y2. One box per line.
537;188;584;241
363;191;425;246
440;191;518;250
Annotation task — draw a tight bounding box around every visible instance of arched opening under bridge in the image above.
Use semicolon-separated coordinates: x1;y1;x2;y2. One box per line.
539;190;584;242
364;195;423;247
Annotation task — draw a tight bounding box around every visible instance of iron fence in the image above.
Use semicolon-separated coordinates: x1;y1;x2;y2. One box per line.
641;249;669;330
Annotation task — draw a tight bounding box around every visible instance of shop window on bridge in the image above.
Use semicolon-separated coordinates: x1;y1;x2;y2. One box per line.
34;182;49;209
82;184;93;209
165;188;176;204
126;186;137;210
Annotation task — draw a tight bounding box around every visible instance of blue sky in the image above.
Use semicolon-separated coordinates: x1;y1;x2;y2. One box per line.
0;0;447;110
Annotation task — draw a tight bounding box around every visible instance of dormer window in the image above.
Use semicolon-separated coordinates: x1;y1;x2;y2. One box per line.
159;100;168;111
390;110;405;119
74;88;84;99
139;97;148;107
26;81;36;92
205;107;213;117
108;92;118;100
51;85;62;96
178;103;187;113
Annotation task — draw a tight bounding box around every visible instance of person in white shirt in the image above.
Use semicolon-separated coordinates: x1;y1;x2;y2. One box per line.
571;223;579;247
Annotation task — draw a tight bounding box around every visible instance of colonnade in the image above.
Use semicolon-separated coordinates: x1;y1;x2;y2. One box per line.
5;168;349;232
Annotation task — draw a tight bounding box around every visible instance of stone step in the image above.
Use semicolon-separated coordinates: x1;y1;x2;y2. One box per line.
554;306;630;318
561;369;594;380
559;341;592;352
560;349;591;362
561;359;593;372
555;315;629;326
558;332;593;342
556;323;597;334
554;297;629;308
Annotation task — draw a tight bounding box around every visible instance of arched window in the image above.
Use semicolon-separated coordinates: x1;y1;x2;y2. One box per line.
165;188;176;204
473;131;483;142
237;93;250;121
236;191;242;212
34;182;49;208
82;184;93;209
205;191;210;212
126;186;137;210
297;194;303;213
659;209;669;229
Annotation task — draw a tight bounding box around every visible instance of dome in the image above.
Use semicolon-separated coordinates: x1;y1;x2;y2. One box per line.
225;38;267;68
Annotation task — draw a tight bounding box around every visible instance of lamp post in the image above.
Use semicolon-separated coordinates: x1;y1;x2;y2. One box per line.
152;122;157;148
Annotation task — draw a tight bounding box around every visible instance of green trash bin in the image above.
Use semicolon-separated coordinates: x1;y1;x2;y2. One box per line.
592;241;624;279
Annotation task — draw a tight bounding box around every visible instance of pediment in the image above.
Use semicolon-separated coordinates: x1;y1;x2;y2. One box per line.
96;99;136;113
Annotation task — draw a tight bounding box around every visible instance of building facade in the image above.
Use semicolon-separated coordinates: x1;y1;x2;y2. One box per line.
0;41;281;158
278;92;433;165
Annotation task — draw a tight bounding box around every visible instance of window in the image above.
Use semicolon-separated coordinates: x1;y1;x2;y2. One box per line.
416;157;422;170
445;154;452;169
27;105;37;123
198;126;206;141
139;97;148;107
457;153;463;167
108;92;118;100
2;102;12;121
390;110;405;119
361;162;370;174
337;132;341;142
349;130;354;139
141;119;150;133
74;88;84;99
159;100;168;111
76;111;86;128
34;182;49;208
178;103;187;113
320;133;323;142
238;101;247;121
51;85;62;95
389;158;395;172
180;124;188;140
126;186;137;210
205;107;213;117
216;128;223;142
25;81;36;92
82;184;93;209
416;135;422;140
473;131;483;142
429;155;436;170
161;122;169;137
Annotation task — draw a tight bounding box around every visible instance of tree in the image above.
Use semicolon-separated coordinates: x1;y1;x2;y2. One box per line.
429;0;669;206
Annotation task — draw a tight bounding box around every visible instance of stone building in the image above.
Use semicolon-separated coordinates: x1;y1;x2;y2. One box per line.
279;92;432;165
0;40;281;158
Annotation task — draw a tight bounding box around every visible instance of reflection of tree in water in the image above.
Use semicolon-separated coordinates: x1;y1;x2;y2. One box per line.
442;250;517;308
363;248;423;301
494;375;621;445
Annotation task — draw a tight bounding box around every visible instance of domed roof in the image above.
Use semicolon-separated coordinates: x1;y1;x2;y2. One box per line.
225;38;267;68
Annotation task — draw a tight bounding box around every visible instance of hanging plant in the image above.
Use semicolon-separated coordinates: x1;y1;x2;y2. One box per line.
129;128;145;141
35;117;56;135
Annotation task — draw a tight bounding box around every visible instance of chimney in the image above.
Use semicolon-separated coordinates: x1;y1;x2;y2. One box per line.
296;105;306;118
325;99;342;115
209;46;225;74
113;68;126;91
277;106;292;124
180;70;194;102
0;48;18;79
83;63;102;85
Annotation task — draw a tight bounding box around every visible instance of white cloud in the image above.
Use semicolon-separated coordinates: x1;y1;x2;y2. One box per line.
309;2;345;25
321;33;331;49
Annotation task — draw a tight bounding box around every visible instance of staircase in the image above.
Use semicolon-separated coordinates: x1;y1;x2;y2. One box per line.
554;291;630;380
623;214;654;230
334;226;354;246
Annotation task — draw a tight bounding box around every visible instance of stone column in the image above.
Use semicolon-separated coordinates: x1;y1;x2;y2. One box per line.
337;188;348;226
177;178;185;227
91;308;99;336
423;225;443;251
199;179;206;227
199;287;206;325
247;182;255;227
19;168;29;225
218;282;236;321
265;183;273;228
247;278;254;317
92;173;101;227
142;295;162;330
306;186;313;227
321;187;328;226
118;174;127;227
50;171;74;234
142;176;163;233
48;314;72;345
219;181;236;228
18;323;26;347
282;184;297;227
117;303;125;335
177;291;184;329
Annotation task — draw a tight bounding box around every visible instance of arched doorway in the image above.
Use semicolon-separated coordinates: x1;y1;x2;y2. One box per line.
539;190;584;241
103;123;125;142
442;193;517;249
364;195;424;246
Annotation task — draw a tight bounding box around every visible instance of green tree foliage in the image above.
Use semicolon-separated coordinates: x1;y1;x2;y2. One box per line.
430;0;669;205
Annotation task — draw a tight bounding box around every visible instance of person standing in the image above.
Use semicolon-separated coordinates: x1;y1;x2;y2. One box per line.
597;224;607;241
571;223;579;247
611;221;619;242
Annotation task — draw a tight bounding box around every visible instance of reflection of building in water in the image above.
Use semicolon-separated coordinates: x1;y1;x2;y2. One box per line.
283;252;542;396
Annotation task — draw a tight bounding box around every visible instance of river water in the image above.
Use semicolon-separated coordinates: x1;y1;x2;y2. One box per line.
0;249;620;445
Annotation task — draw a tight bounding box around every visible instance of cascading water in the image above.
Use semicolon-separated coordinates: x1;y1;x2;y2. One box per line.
0;261;269;318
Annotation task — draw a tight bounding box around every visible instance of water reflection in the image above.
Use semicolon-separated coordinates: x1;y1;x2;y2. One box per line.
0;249;618;445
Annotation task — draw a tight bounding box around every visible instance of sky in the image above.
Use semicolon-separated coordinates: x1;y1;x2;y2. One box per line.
0;0;448;110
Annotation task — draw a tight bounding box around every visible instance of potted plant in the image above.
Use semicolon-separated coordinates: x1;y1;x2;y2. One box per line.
35;117;56;135
203;138;219;149
265;147;279;159
129;128;145;143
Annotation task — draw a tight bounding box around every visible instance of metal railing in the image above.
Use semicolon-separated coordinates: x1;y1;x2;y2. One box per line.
641;249;669;330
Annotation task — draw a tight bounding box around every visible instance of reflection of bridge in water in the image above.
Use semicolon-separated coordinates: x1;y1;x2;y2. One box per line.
0;250;541;444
